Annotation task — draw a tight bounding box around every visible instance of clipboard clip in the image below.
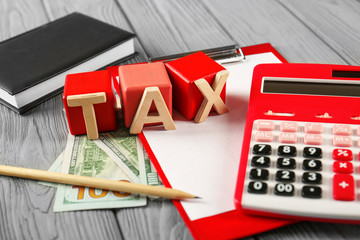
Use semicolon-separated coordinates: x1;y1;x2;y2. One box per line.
148;44;245;64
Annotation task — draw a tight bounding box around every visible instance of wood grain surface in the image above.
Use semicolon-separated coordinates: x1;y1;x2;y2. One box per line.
0;0;359;239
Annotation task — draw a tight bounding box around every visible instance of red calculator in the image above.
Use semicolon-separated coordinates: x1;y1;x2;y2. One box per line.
234;63;360;223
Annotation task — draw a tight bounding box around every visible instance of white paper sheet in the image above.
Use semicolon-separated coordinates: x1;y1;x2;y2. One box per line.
143;52;282;220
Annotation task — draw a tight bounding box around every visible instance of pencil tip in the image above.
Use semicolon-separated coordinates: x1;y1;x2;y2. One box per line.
194;196;201;199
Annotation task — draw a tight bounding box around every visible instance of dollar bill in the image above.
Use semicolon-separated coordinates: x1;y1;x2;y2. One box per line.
53;134;147;212
94;125;162;187
136;140;164;200
93;124;147;186
136;139;163;187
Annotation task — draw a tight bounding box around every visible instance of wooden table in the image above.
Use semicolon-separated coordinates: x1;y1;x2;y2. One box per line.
1;0;360;239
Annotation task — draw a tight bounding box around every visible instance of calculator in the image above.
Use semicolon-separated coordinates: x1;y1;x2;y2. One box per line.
234;63;360;222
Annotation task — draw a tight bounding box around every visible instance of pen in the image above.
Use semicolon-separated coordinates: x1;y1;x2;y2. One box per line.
0;165;197;200
148;44;245;64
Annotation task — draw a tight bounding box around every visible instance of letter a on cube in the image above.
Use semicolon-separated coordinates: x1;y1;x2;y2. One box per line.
118;62;173;130
130;87;176;134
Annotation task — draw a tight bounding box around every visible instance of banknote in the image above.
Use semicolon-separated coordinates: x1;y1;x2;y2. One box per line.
43;136;162;188
94;125;161;187
94;124;147;185
136;139;163;187
53;134;147;212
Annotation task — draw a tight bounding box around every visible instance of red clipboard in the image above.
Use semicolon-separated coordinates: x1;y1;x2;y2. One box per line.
110;43;295;240
139;44;295;240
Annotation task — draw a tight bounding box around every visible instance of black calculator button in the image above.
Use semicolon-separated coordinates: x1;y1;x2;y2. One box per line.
253;144;272;155
249;168;269;180
251;156;270;167
277;158;296;169
278;145;297;157
302;186;322;198
274;183;295;196
275;170;295;182
303;159;322;171
303;147;322;158
248;181;267;194
302;172;322;184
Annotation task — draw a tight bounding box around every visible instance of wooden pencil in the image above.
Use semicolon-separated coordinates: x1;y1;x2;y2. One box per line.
0;165;197;200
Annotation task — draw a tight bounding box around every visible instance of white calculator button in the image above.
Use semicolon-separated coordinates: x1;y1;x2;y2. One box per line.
254;131;273;142
304;123;322;133
333;136;352;147
256;121;274;131
304;134;322;145
279;132;297;143
333;125;351;136
280;122;298;132
333;174;355;201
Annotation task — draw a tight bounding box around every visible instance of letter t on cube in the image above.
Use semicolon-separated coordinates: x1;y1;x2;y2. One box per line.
63;70;117;139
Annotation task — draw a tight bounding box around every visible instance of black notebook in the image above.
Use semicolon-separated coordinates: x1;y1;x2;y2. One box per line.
0;12;136;114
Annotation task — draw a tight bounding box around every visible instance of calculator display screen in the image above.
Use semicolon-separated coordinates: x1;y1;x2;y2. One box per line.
262;78;360;97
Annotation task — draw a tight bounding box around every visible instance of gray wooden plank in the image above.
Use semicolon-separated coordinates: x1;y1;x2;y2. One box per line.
201;0;347;64
0;0;49;40
1;1;359;240
0;70;124;237
117;0;235;57
116;200;192;240
0;0;124;239
279;0;360;65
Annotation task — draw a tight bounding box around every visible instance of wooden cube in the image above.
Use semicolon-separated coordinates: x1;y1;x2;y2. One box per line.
165;52;226;120
118;62;172;127
63;70;117;138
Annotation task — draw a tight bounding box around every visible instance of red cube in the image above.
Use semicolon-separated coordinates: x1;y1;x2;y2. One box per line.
63;70;117;135
165;52;226;120
118;62;172;127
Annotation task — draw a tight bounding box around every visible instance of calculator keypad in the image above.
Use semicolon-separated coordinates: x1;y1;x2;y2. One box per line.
242;120;360;220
